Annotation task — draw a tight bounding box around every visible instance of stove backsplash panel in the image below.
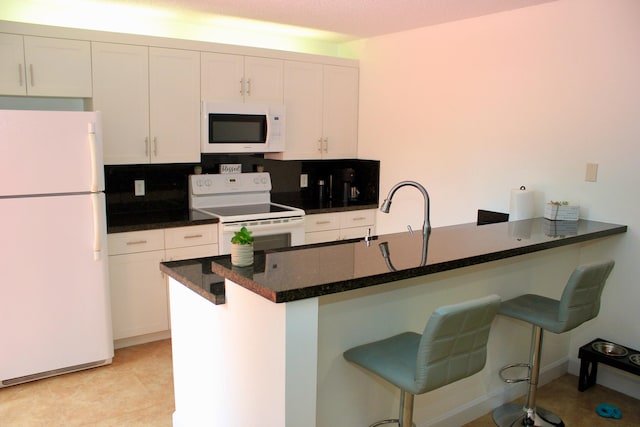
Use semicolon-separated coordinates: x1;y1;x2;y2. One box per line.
105;155;380;216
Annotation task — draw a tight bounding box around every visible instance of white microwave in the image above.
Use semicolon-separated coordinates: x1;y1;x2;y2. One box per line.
201;101;285;154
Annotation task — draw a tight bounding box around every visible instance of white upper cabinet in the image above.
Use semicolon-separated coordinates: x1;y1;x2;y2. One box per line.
0;34;92;97
322;64;359;159
92;43;149;164
266;61;358;160
201;52;283;104
149;47;201;163
93;42;200;164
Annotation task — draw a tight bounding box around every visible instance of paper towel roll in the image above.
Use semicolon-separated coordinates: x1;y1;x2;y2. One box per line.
509;186;534;221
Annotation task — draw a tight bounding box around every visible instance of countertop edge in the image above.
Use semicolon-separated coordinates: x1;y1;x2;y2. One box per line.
161;261;226;305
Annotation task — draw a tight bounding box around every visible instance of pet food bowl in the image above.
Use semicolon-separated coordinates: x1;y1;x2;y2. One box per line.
592;341;628;357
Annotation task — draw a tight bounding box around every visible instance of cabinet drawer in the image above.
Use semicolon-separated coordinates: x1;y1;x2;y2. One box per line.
305;213;340;232
164;224;218;249
166;244;219;261
108;229;165;255
305;229;340;245
340;210;375;229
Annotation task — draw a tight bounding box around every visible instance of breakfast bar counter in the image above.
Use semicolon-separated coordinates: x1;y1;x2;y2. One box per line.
161;218;626;427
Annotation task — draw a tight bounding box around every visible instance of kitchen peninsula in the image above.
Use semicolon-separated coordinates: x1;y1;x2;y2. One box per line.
161;218;626;427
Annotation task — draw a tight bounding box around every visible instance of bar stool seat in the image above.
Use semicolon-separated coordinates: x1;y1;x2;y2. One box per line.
493;259;615;427
344;294;501;427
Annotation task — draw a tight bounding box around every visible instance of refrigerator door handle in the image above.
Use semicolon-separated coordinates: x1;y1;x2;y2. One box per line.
91;193;102;261
88;122;99;193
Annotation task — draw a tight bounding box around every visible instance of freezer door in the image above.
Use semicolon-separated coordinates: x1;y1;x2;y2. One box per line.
0;110;104;196
0;193;113;383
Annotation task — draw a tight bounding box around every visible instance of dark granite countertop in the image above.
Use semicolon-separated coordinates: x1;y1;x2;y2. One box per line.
160;218;627;305
106;200;376;233
107;208;219;233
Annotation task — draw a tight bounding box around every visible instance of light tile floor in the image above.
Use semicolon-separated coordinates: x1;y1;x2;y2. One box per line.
464;372;640;426
0;340;173;427
1;338;638;426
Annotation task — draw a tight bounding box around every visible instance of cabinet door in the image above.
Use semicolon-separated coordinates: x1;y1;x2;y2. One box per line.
109;250;168;340
23;36;92;97
201;52;244;103
270;61;324;160
0;34;27;96
244;56;283;104
322;65;359;159
92;42;150;165
149;47;200;163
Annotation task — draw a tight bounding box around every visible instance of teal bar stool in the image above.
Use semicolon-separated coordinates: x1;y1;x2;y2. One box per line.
493;259;615;427
343;294;501;427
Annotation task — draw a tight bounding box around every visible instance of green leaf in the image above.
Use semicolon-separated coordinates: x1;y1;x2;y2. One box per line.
230;226;254;244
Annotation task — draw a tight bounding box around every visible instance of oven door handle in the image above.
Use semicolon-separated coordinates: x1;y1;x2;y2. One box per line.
222;217;305;233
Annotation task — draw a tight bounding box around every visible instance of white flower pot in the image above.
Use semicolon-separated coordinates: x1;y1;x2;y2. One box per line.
231;243;254;266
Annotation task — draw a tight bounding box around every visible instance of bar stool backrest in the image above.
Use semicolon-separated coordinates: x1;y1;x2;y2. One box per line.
414;294;501;394
558;259;615;332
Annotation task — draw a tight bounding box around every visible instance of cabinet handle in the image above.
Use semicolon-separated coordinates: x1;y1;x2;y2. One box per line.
351;217;367;221
29;64;34;87
183;234;204;239
126;240;148;245
317;138;323;152
246;78;251;96
240;78;244;95
18;64;23;86
323;137;329;152
153;137;158;156
144;137;149;156
316;220;331;225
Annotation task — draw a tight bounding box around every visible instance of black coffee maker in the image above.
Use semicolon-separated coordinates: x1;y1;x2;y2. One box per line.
334;168;356;204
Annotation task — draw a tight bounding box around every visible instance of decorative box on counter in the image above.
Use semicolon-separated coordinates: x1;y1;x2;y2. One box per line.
544;219;578;237
544;202;579;221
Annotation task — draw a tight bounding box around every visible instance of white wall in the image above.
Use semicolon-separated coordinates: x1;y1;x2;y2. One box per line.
353;0;640;395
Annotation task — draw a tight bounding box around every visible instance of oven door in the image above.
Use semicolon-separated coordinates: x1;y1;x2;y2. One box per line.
219;217;305;255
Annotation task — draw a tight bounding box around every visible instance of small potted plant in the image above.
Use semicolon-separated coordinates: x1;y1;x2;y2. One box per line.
230;226;254;266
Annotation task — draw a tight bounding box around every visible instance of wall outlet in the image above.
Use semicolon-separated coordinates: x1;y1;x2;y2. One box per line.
585;163;598;182
300;174;308;188
134;179;145;196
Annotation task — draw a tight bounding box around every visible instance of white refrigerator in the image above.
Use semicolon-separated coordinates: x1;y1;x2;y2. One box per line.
0;109;113;387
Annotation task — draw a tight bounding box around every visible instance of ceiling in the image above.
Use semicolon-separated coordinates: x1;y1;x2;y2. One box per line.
108;0;555;41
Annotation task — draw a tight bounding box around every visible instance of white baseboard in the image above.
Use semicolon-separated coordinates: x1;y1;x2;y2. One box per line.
427;359;568;427
568;359;640;400
113;329;171;349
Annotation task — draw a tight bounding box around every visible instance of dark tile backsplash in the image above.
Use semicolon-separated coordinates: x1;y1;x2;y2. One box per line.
105;155;380;216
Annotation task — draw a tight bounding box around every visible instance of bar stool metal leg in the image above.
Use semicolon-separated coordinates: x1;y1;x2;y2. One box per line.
370;391;416;427
493;326;564;427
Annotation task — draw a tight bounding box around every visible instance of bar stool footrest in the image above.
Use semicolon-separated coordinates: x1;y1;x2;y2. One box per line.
370;419;416;427
493;403;564;427
499;362;530;383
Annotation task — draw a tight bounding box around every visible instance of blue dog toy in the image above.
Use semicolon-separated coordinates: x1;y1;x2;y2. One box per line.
596;403;622;419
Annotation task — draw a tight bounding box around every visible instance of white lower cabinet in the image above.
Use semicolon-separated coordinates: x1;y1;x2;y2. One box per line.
305;209;376;244
109;247;167;340
108;224;218;345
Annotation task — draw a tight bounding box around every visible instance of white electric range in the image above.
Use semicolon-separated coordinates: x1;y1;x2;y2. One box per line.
189;172;305;254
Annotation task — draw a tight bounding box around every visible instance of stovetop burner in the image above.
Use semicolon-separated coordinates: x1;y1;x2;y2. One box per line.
199;203;295;217
189;172;305;223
